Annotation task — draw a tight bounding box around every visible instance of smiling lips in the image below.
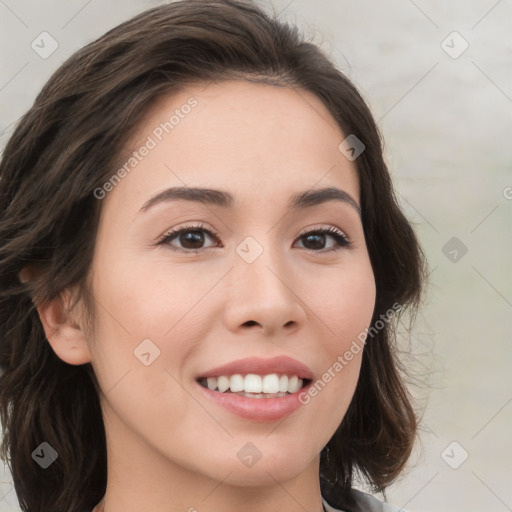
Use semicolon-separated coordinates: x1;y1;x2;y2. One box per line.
195;356;314;421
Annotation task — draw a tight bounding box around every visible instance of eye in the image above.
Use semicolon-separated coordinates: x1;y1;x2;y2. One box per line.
157;224;351;254
157;223;221;253
294;227;351;252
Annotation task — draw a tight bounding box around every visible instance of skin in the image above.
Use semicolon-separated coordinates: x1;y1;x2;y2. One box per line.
38;80;376;512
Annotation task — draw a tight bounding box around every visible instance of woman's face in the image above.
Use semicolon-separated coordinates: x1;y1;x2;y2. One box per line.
86;80;376;488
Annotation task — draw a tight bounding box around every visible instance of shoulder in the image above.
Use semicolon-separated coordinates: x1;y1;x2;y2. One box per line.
322;488;405;512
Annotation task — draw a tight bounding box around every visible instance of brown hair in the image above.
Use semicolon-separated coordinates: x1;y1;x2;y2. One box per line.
0;1;427;511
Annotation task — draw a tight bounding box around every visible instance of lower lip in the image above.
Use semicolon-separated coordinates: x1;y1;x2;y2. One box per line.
195;381;311;422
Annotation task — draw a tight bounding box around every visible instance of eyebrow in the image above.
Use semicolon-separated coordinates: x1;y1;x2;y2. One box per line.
139;186;361;216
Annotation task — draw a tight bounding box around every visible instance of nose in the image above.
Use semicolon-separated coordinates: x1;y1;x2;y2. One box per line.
222;242;307;336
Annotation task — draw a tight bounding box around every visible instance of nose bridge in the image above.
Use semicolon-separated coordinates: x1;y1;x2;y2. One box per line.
234;232;288;293
225;232;305;333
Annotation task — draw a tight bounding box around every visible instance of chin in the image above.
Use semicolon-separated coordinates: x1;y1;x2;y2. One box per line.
206;446;316;486
223;463;306;487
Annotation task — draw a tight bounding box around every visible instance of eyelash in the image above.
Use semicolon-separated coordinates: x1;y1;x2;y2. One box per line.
156;222;351;254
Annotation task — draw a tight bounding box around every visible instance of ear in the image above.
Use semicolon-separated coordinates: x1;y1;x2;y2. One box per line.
37;289;92;366
19;264;42;283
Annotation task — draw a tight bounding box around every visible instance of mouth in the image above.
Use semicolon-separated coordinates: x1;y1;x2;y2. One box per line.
194;355;314;415
197;373;312;399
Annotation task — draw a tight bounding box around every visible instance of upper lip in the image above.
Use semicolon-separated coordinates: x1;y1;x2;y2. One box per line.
196;356;314;380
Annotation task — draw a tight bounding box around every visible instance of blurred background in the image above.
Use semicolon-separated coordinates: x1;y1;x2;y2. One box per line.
1;1;511;511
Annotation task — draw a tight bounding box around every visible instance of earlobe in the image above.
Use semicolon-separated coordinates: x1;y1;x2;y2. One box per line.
18;266;32;283
37;292;92;366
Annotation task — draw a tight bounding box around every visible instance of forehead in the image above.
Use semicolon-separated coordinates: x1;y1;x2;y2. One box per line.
103;80;360;214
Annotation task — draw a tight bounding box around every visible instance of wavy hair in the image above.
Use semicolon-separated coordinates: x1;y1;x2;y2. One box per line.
0;1;427;511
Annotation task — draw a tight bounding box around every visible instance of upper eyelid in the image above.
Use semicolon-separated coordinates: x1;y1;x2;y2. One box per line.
159;223;218;240
158;222;349;247
160;222;348;237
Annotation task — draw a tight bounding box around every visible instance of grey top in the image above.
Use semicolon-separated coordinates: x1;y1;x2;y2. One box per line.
322;489;404;512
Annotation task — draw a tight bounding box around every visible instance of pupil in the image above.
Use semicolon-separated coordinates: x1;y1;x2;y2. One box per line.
305;233;325;250
181;230;204;249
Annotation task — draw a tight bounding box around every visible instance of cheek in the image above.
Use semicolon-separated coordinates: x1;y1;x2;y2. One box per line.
88;256;222;386
97;252;226;333
306;259;376;347
88;264;202;429
298;258;375;396
298;262;375;425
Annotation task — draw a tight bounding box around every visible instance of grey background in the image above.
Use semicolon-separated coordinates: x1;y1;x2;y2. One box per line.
1;1;511;511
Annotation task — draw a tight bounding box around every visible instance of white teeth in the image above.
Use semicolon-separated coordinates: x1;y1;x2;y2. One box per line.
244;374;262;393
278;375;288;393
229;374;244;392
200;373;305;395
262;374;280;393
217;376;230;393
288;375;301;393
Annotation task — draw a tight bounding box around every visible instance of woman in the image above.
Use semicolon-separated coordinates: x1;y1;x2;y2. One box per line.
0;1;426;511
